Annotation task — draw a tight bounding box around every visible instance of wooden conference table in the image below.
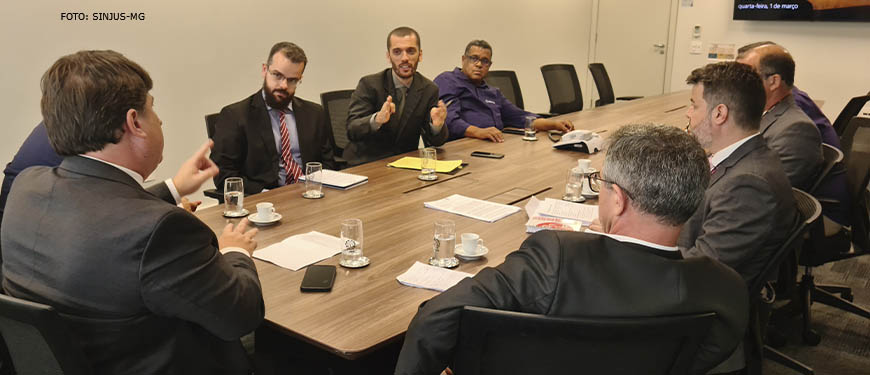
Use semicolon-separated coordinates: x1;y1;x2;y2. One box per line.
195;90;691;360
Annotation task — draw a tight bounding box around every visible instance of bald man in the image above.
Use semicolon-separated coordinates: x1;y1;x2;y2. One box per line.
737;44;822;192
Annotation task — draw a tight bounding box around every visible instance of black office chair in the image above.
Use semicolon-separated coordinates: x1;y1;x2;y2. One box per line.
485;70;525;110
791;117;870;345
744;188;820;375
0;294;93;375
808;144;843;195
320;90;355;165
453;306;715;375
203;113;224;203
587;63;643;107
540;64;583;115
832;94;869;137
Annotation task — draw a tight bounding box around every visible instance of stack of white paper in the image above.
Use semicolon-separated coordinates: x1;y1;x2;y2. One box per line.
396;261;474;292
253;231;343;271
523;197;598;233
299;169;368;190
423;194;521;223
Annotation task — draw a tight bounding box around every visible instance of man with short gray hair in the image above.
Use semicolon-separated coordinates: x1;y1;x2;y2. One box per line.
395;123;749;375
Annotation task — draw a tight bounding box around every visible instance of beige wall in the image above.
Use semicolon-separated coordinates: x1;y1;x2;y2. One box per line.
670;1;870;119
0;0;594;202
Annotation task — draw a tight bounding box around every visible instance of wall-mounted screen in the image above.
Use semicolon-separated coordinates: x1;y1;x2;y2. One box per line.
734;1;870;21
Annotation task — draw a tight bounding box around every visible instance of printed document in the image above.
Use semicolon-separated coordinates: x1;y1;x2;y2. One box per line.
253;231;343;271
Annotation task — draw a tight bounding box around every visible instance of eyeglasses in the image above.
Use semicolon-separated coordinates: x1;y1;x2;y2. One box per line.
267;69;301;87
464;55;492;67
588;171;634;200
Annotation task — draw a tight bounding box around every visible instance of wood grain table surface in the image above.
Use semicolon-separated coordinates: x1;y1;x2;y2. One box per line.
194;90;691;359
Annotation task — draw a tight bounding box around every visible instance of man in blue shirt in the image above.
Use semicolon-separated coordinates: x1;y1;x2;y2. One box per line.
434;40;573;142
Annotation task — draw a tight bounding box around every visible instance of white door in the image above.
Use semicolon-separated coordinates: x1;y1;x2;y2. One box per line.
591;0;673;104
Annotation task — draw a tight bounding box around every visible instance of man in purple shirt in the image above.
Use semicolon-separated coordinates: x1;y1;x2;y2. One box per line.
434;40;573;142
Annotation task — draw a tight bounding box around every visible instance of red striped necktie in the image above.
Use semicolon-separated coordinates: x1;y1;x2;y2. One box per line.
278;111;302;184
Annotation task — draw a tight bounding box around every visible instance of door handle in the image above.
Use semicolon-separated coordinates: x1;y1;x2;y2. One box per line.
653;43;666;54
653;43;666;48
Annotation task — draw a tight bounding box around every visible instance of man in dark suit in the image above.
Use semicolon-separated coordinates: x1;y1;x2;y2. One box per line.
679;61;798;288
396;124;749;375
211;42;335;194
344;26;448;166
1;50;264;374
678;61;799;374
737;44;823;192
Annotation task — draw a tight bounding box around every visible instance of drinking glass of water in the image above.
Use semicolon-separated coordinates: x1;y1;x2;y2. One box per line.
223;177;245;216
523;115;537;141
339;218;369;268
302;162;324;199
429;219;459;268
418;147;437;181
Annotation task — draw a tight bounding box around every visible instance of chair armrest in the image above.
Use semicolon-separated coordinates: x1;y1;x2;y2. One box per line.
203;188;223;203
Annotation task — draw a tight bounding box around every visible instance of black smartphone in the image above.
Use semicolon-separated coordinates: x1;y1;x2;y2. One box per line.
300;265;336;292
471;151;505;159
501;127;525;135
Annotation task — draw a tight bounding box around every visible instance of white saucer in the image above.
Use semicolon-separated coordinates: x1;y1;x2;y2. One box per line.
223;208;249;218
247;212;282;226
455;244;489;260
581;191;599;199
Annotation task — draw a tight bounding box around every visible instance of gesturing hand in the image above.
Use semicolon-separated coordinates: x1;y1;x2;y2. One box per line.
219;218;258;255
375;96;396;125
431;100;447;127
172;140;220;197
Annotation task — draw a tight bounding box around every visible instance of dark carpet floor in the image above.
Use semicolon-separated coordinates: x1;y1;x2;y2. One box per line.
763;254;870;375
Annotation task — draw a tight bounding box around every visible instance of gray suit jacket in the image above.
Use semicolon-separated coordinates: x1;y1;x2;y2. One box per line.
396;231;749;375
679;135;799;287
1;156;264;374
344;69;448;166
759;94;823;190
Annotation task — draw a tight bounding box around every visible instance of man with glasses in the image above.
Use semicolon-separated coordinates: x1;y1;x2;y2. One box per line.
433;40;573;142
343;27;449;166
396;124;749;375
211;42;335;194
736;44;822;192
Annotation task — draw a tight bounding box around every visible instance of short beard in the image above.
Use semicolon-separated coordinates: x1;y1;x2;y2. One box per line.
263;81;292;109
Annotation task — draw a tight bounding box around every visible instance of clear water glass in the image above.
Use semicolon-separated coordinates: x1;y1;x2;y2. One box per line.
429;219;459;268
223;177;245;215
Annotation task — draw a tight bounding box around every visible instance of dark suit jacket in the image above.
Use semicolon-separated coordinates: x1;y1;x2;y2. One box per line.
344;69;447;166
0;122;63;229
1;156;264;375
211;91;336;194
760;94;823;191
396;231;749;375
679;135;799;287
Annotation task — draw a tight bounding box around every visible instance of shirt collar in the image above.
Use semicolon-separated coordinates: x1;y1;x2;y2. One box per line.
585;229;679;252
261;89;293;112
391;70;412;89
453;67;487;88
709;133;759;170
79;154;145;185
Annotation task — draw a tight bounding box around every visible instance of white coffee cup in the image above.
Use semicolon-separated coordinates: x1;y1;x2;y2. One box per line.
461;233;483;255
256;202;275;221
577;158;591;172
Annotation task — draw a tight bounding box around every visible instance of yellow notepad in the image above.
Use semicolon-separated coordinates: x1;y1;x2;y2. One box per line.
388;157;463;173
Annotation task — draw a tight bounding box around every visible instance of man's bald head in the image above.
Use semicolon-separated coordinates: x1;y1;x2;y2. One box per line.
738;44;796;88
